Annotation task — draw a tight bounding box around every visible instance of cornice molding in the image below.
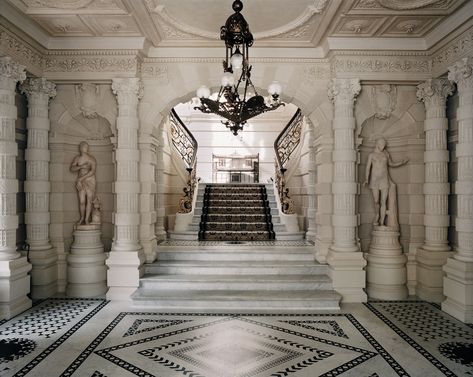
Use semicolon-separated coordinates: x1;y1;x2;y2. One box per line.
0;24;44;76
431;25;473;76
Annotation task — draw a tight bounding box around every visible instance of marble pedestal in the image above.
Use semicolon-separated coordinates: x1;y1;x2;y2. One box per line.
67;227;107;297
366;226;408;300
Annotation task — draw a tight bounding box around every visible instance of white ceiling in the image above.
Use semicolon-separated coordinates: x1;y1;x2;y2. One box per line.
1;0;470;52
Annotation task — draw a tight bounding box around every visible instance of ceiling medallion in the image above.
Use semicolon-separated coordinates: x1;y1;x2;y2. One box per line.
194;0;284;135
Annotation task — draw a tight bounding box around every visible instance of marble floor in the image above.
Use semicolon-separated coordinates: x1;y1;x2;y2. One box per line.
0;299;472;377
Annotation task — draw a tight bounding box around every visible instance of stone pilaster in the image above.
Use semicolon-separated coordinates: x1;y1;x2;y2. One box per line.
106;78;145;300
443;58;473;323
155;127;166;241
20;77;57;299
306;121;317;242
0;56;31;319
416;78;455;302
327;78;367;302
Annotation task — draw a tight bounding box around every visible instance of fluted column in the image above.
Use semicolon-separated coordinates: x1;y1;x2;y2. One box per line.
20;78;57;299
106;78;145;300
443;58;473;323
416;78;455;302
327;78;367;302
0;57;31;319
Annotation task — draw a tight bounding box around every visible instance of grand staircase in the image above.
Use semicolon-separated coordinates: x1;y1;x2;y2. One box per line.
132;243;341;311
199;184;275;241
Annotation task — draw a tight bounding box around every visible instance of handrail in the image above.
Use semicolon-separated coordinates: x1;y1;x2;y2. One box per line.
273;108;302;214
170;109;197;169
169;109;199;214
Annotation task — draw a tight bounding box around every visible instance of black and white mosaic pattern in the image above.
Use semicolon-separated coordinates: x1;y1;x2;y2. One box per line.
159;240;312;246
1;299;472;377
0;298;107;376
366;301;473;377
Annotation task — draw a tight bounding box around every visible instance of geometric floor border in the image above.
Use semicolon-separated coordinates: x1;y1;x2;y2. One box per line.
365;301;468;377
61;312;408;377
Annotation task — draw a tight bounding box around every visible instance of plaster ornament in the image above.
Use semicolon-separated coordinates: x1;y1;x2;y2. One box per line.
91;197;102;225
364;137;408;229
376;0;447;10
75;83;99;118
70;141;97;227
371;84;397;120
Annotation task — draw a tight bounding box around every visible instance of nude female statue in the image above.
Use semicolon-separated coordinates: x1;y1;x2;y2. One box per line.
70;141;97;225
363;137;408;228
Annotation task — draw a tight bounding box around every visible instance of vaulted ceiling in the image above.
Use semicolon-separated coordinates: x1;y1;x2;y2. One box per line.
1;0;471;54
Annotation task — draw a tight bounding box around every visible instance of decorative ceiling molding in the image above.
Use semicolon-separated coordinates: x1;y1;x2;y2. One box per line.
22;0;95;9
431;25;473;75
0;25;44;76
151;1;328;41
376;0;450;10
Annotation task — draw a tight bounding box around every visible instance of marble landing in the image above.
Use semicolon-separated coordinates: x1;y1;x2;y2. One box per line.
0;298;472;377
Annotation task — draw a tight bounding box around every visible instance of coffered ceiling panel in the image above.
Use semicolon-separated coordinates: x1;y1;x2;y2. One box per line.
2;0;471;50
81;14;142;36
31;14;93;36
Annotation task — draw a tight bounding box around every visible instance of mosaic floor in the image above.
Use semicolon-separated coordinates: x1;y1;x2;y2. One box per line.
0;299;472;377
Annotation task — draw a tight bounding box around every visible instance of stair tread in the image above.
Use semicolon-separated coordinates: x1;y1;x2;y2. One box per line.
133;289;341;300
141;274;331;282
152;260;321;267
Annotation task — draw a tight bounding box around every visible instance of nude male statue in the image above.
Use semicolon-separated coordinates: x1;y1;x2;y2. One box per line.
70;141;97;225
363;137;408;227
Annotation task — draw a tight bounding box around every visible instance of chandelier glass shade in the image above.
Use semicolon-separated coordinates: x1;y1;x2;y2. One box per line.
194;0;284;135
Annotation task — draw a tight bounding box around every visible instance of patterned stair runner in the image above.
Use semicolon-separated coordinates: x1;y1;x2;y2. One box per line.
199;184;275;241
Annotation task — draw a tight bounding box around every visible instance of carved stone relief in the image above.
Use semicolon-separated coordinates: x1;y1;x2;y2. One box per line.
371;85;397;120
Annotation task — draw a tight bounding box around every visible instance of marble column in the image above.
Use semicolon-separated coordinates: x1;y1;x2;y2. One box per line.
106;78;145;300
0;56;32;319
20;78;57;299
327;78;367;302
443;58;473;323
416;78;454;302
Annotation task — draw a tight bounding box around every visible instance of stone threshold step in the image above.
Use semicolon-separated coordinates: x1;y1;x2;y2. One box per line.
139;274;333;290
157;250;315;261
132;289;341;310
156;245;314;252
145;261;326;275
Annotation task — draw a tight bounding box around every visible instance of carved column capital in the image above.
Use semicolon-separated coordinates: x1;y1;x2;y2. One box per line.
0;56;26;83
328;78;361;104
112;78;143;105
20;77;57;102
416;78;454;109
448;57;473;91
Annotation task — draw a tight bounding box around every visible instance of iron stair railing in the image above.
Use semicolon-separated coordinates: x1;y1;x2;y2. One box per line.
170;109;199;213
273;108;303;214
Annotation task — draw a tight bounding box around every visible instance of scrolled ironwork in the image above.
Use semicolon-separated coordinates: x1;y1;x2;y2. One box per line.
273;109;302;215
170;109;197;168
170;110;199;214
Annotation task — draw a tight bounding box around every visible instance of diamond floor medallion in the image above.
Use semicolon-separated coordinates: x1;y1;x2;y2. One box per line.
95;317;377;377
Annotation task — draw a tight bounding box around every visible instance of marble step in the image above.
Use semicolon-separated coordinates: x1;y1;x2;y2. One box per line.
194;207;279;216
200;230;274;241
138;274;333;291
275;231;306;241
131;289;341;310
157;248;316;261
188;222;285;232
145;260;327;275
193;213;281;223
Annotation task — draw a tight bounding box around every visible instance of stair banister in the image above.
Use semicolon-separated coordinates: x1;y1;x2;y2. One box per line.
273;108;302;215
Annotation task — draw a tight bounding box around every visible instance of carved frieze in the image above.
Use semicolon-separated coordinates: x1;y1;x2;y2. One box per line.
0;28;43;76
44;55;138;73
432;27;473;75
0;56;26;82
141;64;169;84
332;56;431;75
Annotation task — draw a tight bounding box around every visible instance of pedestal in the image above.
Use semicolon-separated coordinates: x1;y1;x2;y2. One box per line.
442;258;473;323
366;226;408;300
67;228;107;297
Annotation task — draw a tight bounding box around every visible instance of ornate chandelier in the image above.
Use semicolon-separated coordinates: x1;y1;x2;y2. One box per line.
194;0;284;135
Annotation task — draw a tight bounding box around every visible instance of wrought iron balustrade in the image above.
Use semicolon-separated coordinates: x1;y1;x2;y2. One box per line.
273;109;302;214
170;109;198;213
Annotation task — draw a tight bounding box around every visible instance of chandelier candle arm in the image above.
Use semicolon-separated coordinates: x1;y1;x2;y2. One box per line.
194;0;284;136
